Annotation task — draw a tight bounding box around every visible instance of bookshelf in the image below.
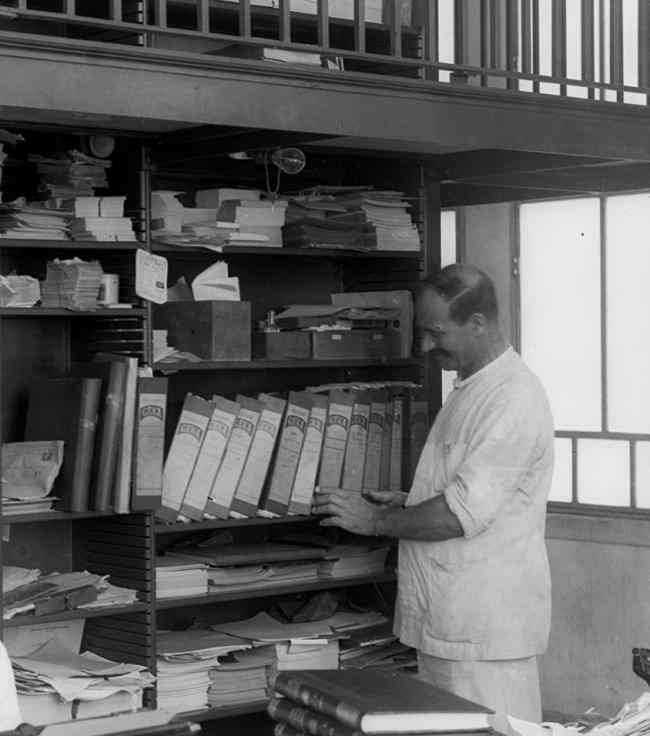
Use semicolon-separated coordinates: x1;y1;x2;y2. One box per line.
0;129;435;732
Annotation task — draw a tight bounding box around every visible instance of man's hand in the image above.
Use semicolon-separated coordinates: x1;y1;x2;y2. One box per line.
312;486;388;536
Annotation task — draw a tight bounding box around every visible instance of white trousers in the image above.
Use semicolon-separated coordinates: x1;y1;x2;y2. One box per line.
417;652;542;736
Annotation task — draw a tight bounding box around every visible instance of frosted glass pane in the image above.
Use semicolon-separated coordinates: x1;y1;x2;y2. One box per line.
520;198;602;431
549;438;573;502
440;210;457;266
636;442;650;509
577;439;630;506
605;194;650;433
438;0;454;63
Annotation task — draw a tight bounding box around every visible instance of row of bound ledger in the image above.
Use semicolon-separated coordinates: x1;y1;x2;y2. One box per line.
157;383;430;524
267;668;494;736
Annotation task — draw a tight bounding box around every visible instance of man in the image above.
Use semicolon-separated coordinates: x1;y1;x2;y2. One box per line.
313;263;554;733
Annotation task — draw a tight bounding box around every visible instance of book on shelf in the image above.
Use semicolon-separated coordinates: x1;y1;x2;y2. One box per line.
74;360;128;511
317;390;356;488
377;395;393;492
268;669;494;734
94;352;139;514
131;375;168;511
288;392;328;516
157;392;213;523
179;395;240;521
362;389;387;495
230;394;287;518
403;385;430;489
203;395;262;519
388;388;404;493
341;392;371;492
258;391;311;517
23;376;102;512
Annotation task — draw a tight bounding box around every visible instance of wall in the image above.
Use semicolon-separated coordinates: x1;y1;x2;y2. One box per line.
456;203;650;719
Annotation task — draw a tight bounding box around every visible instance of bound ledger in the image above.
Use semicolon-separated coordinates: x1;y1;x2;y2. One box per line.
268;669;493;734
132;375;168;511
317;390;355;488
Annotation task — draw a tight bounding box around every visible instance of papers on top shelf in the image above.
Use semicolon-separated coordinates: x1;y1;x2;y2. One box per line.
1;440;64;499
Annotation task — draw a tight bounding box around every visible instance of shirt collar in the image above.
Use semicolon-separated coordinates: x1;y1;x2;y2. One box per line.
452;345;514;390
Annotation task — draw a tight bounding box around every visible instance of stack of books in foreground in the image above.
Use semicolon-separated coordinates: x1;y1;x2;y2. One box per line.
267;669;494;736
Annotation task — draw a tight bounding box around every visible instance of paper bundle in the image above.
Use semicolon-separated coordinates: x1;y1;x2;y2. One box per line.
40;257;104;310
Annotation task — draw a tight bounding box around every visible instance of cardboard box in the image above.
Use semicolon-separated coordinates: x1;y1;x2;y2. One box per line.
154;301;251;361
252;331;311;360
311;329;401;360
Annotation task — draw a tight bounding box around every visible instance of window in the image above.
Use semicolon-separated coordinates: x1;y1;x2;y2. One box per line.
519;194;650;509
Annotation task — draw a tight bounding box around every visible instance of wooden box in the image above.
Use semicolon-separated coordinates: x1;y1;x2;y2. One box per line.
154;301;251;361
310;329;401;360
252;331;311;360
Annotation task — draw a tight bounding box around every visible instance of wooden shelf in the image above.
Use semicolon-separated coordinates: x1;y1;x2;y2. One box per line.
154;357;421;372
156;513;320;534
0;239;142;250
152;244;421;259
156;571;397;609
0;306;146;317
2;509;128;525
3;602;149;627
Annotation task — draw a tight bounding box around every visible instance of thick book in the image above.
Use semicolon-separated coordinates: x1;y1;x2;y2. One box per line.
230;394;286;518
341;391;371;492
388;388;404;493
24;376;102;512
77;360;128;511
94;352;139;514
288;393;328;515
131;375;168;511
268;670;493;734
317;390;356;488
269;697;363;736
179;395;240;520
203;395;262;519
362;389;387;494
377;396;393;492
258;391;311;517
404;386;430;489
157;393;213;522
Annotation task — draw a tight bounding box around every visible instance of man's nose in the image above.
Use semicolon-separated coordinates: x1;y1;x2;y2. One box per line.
420;333;436;353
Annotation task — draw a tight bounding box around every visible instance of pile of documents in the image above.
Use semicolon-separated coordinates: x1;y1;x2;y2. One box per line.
155;555;209;599
0;274;41;307
207;645;275;706
66;194;136;241
40;257;104;309
12;636;154;725
156;629;251;713
1;439;62;515
318;544;391;578
294;186;421;251
29;149;111;200
0;200;71;239
337;619;416;672
2;566;139;620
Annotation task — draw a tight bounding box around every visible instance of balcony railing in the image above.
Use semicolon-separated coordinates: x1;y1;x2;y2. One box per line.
0;0;649;105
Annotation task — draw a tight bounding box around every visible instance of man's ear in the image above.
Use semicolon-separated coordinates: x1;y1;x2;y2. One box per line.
469;312;487;334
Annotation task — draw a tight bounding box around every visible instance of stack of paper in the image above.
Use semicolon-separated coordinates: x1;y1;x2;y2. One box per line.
156;629;251;713
0;201;71;239
207;645;275;706
151;190;184;234
29;150;111;199
155;556;209;599
68;216;136;242
40;257;104;310
12;637;153;724
218;197;288;247
318;544;390;578
1;440;62;516
207;564;274;591
0;274;41;307
274;638;340;671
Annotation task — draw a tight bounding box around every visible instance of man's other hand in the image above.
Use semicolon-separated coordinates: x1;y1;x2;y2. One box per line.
312;486;386;536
